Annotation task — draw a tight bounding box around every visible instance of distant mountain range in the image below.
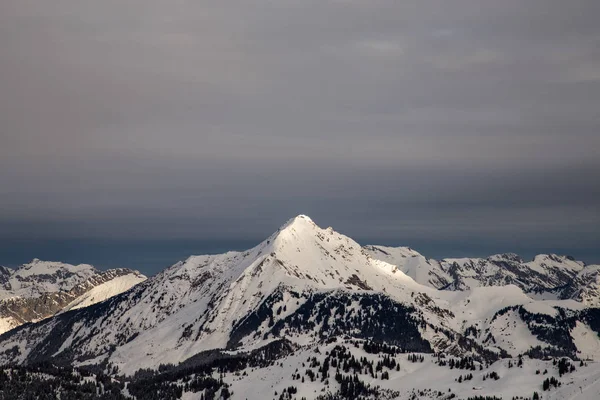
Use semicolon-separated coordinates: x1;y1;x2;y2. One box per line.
363;245;600;305
0;259;145;334
0;215;598;399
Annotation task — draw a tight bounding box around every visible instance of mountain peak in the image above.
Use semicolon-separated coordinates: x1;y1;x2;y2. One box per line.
279;214;314;230
267;214;318;245
488;253;523;263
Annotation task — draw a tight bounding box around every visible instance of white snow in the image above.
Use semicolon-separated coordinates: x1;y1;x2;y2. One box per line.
0;317;19;335
572;322;600;361
225;339;600;400
0;260;98;300
61;273;146;312
0;260;146;334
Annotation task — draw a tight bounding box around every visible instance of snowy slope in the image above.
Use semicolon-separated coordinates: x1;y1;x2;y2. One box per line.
363;245;452;289
0;260;146;334
7;337;600;400
365;245;592;298
61;272;147;312
0;259;98;299
8;216;449;373
0;216;450;373
222;339;600;400
560;265;600;306
0;214;597;396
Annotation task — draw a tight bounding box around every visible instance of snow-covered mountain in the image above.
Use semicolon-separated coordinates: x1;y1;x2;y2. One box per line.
0;259;146;334
0;215;598;400
557;265;600;307
0;259;100;299
364;245;596;299
0;216;449;371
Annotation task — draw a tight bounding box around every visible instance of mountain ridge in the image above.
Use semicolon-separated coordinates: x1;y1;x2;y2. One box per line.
0;215;598;400
0;259;146;334
364;244;597;301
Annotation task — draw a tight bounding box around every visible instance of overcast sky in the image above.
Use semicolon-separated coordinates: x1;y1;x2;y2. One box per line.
1;0;599;265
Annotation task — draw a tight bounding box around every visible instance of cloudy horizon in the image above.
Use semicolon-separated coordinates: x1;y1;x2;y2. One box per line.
1;0;599;273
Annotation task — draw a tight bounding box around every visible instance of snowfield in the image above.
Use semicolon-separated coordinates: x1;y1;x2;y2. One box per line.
61;272;147;312
222;340;600;400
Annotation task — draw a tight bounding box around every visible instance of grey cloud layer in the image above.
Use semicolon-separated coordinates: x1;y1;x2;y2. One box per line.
0;0;598;255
